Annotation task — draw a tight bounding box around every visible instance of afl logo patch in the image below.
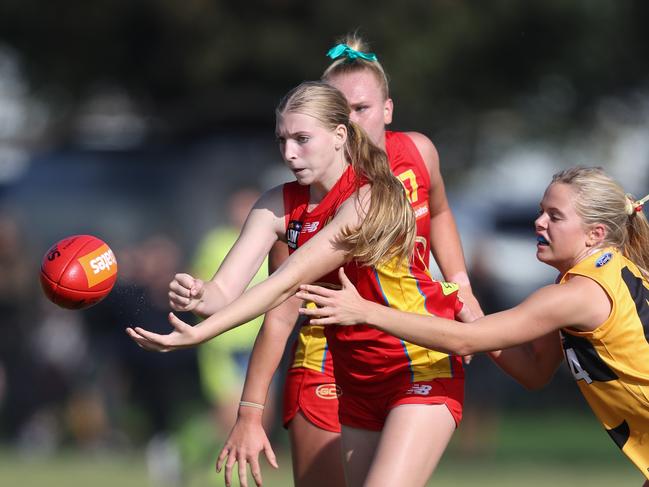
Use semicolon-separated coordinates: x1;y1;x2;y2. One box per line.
315;383;342;400
595;252;613;267
286;220;302;250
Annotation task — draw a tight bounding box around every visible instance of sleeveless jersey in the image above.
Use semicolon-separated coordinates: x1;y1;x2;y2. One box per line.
287;131;432;374
283;164;357;376
560;248;649;478
327;260;463;387
284;131;462;386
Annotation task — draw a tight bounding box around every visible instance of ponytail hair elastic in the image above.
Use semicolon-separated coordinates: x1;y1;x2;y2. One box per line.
626;193;649;216
326;43;378;62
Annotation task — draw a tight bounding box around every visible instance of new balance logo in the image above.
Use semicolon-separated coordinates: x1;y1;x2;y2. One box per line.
303;222;320;233
406;384;433;396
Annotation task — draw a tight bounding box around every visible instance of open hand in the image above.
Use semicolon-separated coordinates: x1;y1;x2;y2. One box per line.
216;416;278;487
295;267;368;326
125;312;202;352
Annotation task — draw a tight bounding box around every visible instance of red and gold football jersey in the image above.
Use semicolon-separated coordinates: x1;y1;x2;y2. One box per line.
284;132;462;385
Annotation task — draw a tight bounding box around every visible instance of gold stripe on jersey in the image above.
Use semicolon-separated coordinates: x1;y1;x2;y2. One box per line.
292;323;328;372
560;248;649;479
374;259;454;382
292;282;341;373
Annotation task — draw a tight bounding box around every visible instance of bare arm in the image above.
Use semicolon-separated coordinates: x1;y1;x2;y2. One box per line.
407;132;483;317
297;268;609;359
216;242;298;487
169;187;284;317
126;191;365;351
489;332;564;389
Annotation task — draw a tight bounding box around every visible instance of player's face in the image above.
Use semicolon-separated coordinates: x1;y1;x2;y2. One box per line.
534;182;593;273
327;70;393;149
276;112;346;191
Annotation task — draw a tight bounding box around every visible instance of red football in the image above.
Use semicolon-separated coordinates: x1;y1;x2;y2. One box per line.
40;234;118;309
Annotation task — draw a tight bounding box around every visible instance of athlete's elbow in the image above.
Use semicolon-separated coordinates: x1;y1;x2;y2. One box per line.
517;369;555;390
520;377;550;391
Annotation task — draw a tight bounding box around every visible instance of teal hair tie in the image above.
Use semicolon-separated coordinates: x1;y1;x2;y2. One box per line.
326;43;378;62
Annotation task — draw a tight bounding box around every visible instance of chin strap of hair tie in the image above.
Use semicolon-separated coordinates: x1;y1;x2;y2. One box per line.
326;43;378;62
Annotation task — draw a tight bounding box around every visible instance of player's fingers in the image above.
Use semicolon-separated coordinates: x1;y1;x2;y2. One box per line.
302;315;338;326
130;327;171;351
295;290;328;307
167;312;189;332
126;330;147;349
299;283;333;297
174;273;195;288
190;278;204;297
263;442;278;469
249;456;263;486
216;446;229;472
168;291;191;311
297;305;325;316
126;328;162;350
224;454;237;487
238;455;249;487
338;267;353;288
169;279;191;297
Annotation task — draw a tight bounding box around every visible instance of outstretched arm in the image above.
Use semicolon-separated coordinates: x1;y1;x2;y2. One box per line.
169;187;284;317
297;268;608;360
489;332;564;390
126;192;365;351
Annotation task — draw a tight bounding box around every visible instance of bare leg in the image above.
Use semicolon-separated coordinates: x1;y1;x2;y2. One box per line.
289;411;346;487
365;404;456;487
339;425;381;487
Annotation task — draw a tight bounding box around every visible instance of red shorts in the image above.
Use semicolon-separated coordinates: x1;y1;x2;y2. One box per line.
338;377;464;432
282;366;341;433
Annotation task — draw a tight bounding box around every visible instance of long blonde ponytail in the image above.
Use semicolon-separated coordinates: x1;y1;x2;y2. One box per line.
340;122;415;267
276;81;415;267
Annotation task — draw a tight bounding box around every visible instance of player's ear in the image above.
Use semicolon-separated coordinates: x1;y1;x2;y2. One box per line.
383;98;393;125
335;123;347;149
586;223;607;246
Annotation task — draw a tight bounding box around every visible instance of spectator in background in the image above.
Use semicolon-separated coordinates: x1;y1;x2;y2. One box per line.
190;187;276;438
0;211;41;441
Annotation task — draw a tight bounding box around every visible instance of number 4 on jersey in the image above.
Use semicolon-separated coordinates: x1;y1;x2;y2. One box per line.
565;348;593;384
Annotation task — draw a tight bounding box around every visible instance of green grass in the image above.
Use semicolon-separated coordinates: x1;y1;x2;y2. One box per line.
0;412;644;487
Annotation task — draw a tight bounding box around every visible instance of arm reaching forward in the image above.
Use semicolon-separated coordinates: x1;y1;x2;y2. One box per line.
296;267;610;357
126;191;366;352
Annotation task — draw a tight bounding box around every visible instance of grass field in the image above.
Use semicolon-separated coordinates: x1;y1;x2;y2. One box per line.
0;412;643;487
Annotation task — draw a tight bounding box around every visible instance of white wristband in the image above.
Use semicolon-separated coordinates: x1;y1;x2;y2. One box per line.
239;400;265;410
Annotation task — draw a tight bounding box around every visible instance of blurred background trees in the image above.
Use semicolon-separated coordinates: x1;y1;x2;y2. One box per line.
0;2;648;484
1;1;648;148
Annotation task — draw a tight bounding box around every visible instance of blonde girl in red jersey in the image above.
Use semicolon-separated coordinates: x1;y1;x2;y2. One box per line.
213;34;483;487
299;166;649;486
128;80;467;487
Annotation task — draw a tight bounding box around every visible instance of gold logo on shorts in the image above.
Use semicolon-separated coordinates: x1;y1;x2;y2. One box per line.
315;383;342;399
